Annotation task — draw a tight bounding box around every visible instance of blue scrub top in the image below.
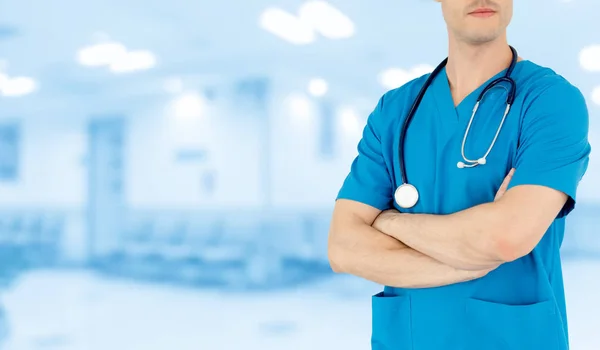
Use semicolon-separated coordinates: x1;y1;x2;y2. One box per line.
336;60;591;350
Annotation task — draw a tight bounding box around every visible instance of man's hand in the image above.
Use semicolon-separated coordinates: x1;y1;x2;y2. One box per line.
374;168;516;233
372;168;515;233
494;168;515;201
372;208;398;233
371;168;520;271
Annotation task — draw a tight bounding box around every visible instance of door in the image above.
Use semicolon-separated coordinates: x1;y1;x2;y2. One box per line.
87;117;126;262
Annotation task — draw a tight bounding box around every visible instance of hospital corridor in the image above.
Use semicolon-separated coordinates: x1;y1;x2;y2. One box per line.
0;0;599;349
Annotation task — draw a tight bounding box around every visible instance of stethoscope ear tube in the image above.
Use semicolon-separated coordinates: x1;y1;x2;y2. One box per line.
398;59;448;185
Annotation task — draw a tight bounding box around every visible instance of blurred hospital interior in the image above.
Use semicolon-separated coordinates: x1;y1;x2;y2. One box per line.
0;0;598;349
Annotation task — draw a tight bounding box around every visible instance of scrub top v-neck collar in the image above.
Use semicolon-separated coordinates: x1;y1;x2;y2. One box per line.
429;61;528;146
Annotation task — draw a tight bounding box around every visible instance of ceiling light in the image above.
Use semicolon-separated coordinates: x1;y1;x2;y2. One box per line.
308;78;328;97
77;42;127;67
298;1;355;39
1;76;37;97
378;64;434;89
109;50;156;73
592;86;600;106
285;93;314;123
170;92;206;120
579;45;600;72
0;73;8;89
379;68;410;90
259;7;315;45
410;64;435;78
338;107;361;134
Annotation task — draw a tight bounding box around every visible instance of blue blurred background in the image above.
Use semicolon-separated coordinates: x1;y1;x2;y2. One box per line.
0;0;598;349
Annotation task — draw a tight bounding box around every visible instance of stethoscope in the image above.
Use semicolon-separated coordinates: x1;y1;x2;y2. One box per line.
394;46;518;209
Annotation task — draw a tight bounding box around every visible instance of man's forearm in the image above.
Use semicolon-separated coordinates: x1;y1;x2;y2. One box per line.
329;223;492;288
374;203;507;271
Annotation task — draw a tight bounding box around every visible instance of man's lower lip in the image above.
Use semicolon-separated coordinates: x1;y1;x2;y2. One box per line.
469;11;495;17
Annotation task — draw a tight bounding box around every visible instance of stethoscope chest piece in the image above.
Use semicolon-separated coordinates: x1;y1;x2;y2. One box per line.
394;183;419;209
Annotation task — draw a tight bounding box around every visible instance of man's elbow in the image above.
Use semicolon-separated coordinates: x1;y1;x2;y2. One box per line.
328;249;344;273
488;185;568;262
491;228;540;263
327;236;348;273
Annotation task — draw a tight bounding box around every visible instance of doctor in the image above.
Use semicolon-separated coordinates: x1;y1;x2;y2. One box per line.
328;0;591;349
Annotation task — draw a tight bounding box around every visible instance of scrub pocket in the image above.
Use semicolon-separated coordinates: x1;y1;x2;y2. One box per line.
371;291;412;350
465;298;565;350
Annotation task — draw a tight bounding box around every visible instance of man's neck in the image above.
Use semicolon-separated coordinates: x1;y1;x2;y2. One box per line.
445;35;515;106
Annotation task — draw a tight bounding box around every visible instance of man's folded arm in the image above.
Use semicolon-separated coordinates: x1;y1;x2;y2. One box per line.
327;199;495;289
372;185;568;271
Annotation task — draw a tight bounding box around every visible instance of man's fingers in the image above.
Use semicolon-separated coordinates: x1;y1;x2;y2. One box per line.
495;168;515;200
501;168;515;189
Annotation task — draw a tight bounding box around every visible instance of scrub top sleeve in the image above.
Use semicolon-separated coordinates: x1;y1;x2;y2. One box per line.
508;82;591;218
336;95;394;211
